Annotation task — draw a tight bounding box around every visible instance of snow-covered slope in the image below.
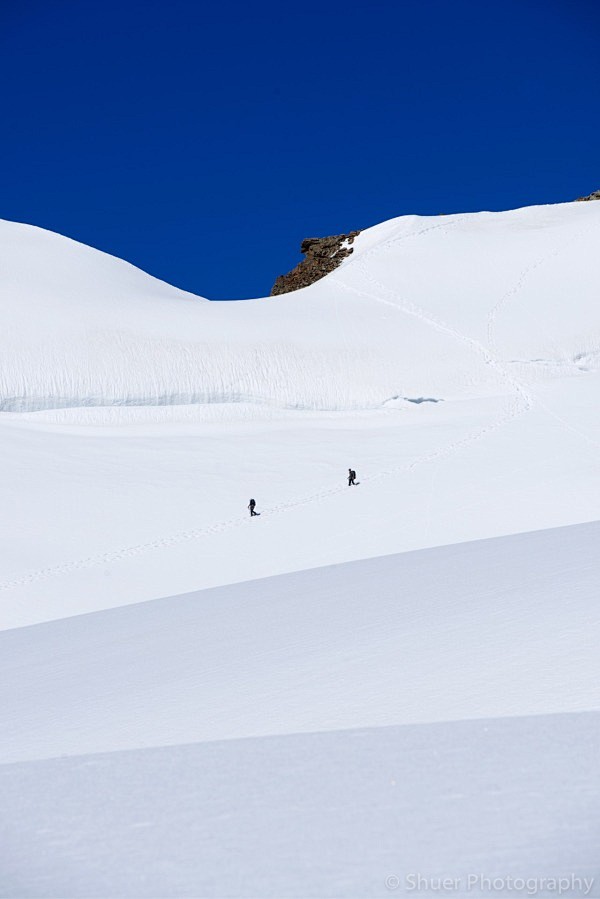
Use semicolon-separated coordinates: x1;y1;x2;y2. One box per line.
3;521;598;763
1;523;599;897
1;202;599;896
1;202;598;413
0;201;599;623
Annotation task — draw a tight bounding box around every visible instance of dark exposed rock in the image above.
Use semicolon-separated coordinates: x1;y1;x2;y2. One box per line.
271;230;360;296
575;189;600;201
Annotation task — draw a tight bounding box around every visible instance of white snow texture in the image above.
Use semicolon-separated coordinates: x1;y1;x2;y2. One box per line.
0;201;599;897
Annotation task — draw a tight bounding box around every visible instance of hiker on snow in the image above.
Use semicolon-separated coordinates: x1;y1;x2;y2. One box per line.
248;498;258;516
348;469;357;486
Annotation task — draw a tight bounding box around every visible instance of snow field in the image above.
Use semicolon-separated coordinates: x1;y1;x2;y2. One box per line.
1;200;599;896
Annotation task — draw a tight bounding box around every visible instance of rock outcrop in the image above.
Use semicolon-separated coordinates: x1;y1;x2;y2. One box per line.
576;189;600;201
271;231;360;296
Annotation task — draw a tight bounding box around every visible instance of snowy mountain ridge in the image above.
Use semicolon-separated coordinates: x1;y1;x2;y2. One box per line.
1;198;599;626
1;200;599;414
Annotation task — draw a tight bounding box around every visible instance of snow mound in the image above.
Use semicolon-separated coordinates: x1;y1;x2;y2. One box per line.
1;202;599;413
2;520;598;762
1;523;598;896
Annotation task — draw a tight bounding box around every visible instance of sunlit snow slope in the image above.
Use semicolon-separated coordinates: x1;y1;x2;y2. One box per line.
1;523;599;897
1;203;599;898
1;204;599;413
1;202;599;623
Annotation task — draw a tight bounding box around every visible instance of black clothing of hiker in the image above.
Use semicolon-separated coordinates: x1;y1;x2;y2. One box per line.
348;469;357;486
248;499;258;516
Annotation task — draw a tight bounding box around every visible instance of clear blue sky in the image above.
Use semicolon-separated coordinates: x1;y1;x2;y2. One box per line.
1;0;598;299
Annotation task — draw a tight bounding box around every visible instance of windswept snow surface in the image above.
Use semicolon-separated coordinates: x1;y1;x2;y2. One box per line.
1;523;599;897
2;521;599;763
1;202;600;896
